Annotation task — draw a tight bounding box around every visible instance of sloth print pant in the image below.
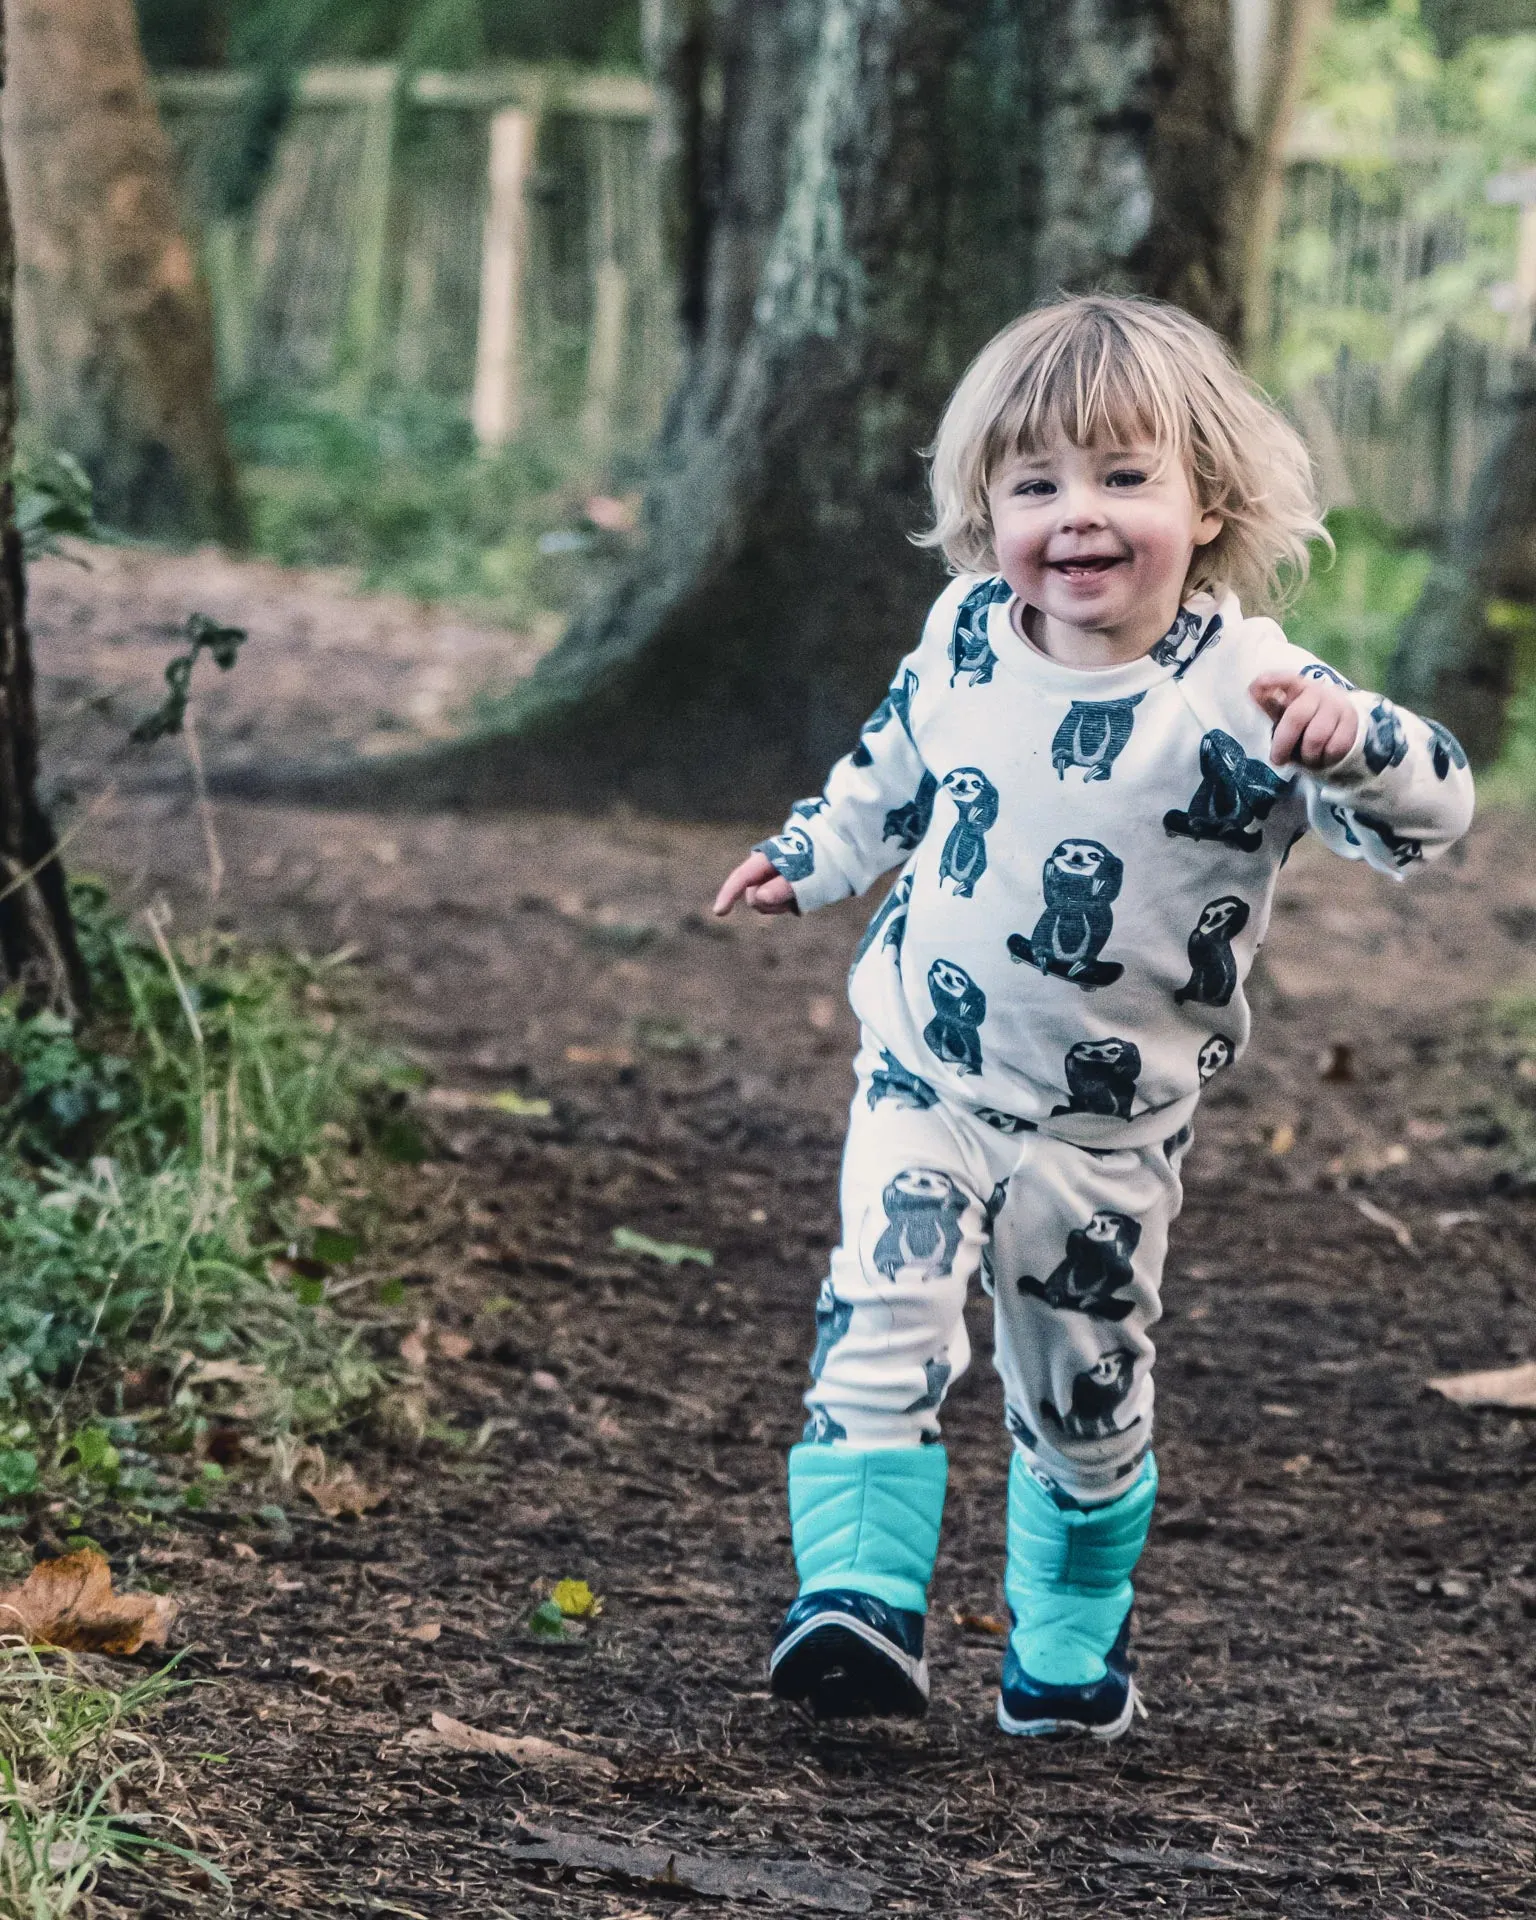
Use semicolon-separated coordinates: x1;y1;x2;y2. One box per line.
802;1034;1186;1505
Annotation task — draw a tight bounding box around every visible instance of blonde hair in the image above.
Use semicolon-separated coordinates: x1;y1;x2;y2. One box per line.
920;294;1328;612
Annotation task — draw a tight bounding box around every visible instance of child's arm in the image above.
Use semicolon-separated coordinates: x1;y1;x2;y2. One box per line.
1250;667;1474;876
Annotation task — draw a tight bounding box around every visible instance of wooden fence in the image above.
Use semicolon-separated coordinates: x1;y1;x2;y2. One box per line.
157;64;675;459
157;65;1528;532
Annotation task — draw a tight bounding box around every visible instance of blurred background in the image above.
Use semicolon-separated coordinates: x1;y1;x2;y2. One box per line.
8;0;1536;786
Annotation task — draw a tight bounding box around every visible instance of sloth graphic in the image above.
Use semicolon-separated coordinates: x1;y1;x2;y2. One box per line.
1008;840;1125;989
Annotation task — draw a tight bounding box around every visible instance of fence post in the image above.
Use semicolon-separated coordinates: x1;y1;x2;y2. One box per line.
337;66;400;410
472;106;538;452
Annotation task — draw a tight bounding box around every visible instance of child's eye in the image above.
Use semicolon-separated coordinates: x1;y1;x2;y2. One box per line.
1012;478;1055;498
1105;469;1148;489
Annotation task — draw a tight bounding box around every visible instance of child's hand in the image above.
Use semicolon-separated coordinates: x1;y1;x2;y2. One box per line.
1249;671;1359;771
713;850;800;917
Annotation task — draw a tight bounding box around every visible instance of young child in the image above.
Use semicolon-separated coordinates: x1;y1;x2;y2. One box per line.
713;295;1474;1740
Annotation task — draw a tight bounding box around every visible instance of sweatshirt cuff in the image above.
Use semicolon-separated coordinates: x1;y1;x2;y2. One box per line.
754;833;856;914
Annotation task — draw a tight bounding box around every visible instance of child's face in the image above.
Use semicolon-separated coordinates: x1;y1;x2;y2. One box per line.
986;435;1222;659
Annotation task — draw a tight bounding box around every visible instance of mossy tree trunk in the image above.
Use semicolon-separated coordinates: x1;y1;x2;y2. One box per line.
0;3;87;1014
1386;361;1536;767
2;0;245;544
403;0;1246;818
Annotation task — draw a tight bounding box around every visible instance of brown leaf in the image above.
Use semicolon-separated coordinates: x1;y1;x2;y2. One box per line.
404;1711;617;1776
295;1197;342;1229
1427;1361;1536;1411
402;1621;442;1643
398;1321;431;1371
0;1550;177;1656
296;1452;386;1519
435;1331;473;1362
951;1610;1007;1636
564;1044;636;1068
1316;1041;1354;1083
1267;1123;1295;1156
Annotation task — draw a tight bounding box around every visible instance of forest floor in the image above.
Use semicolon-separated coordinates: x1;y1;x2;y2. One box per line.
27;543;1536;1917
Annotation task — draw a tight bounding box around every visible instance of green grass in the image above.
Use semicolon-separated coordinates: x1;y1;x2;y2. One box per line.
0;1645;219;1918
229;391;622;625
1286;509;1434;694
0;880;418;1514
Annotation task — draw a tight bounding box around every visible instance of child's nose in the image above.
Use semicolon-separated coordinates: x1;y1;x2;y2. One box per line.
1057;482;1107;529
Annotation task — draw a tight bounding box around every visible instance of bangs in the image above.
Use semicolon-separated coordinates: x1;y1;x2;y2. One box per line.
984;310;1186;477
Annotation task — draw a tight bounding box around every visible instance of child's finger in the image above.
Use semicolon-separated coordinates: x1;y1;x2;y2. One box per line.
746;875;797;914
1298;702;1343;766
713;851;775;916
1270;690;1316;765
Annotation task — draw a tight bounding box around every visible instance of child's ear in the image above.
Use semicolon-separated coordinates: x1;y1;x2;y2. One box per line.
1193;507;1223;549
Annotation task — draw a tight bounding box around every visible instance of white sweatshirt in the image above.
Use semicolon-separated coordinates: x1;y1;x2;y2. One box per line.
759;576;1475;1150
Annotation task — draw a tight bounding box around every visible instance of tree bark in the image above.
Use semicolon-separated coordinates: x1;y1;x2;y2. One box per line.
1386;360;1536;766
2;0;245;544
0;2;88;1014
347;0;1246;819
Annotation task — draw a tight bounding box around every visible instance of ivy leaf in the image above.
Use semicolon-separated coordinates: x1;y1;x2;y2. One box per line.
611;1227;713;1268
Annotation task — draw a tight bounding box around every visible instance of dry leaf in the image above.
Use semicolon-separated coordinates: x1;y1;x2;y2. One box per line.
1267;1123;1295;1156
1281;1454;1312;1475
1316;1042;1354;1082
0;1550;176;1655
952;1610;1007;1636
564;1044;636;1068
807;995;837;1032
1328;1141;1409;1181
297;1452;386;1519
1354;1196;1416;1252
435;1331;473;1362
399;1321;431;1371
402;1621;442;1643
404;1711;617;1776
291;1657;357;1691
1426;1361;1536;1411
295;1197;342;1230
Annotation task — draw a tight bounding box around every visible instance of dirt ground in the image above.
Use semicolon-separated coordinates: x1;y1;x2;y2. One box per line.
28;545;1536;1916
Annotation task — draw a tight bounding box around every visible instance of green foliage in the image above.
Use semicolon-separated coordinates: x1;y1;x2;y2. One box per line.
128;614;248;745
1287;510;1436;690
1274;3;1536;389
12;454;95;562
230;393;602;621
0;881;397;1447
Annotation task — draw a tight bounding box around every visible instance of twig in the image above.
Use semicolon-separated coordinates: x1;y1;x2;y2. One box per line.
182;707;224;901
0;782;119;910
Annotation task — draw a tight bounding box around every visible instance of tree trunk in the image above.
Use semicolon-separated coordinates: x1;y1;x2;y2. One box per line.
347;0;1246;820
0;3;88;1014
1386;360;1536;766
2;0;245;544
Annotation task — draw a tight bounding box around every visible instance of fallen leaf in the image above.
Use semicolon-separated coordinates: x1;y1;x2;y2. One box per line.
295;1197;342;1230
528;1599;572;1640
611;1226;713;1268
1354;1195;1416;1252
1406;1116;1447;1142
230;1542;259;1562
1316;1042;1354;1082
399;1321;431;1371
405;1712;617;1776
1281;1453;1312;1474
530;1370;561;1393
184;1359;269;1390
435;1331;473;1362
1267;1123;1295;1156
564;1044;636;1068
291;1657;357;1691
296;1452;386;1519
1329;1141;1410;1181
423;1087;552;1118
951;1610;1007;1636
402;1620;442;1643
0;1550;176;1655
551;1579;602;1620
807;994;837;1032
1426;1361;1536;1411
1435;1209;1485;1232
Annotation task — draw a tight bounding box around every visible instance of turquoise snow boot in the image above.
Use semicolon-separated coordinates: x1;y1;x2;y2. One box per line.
997;1452;1157;1740
770;1443;947;1719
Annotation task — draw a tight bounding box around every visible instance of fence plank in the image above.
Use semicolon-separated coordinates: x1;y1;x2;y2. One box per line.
472;107;538;450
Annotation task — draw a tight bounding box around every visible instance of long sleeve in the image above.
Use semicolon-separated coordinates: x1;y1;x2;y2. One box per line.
1301;684;1475;879
755;652;934;912
754;573;1002;913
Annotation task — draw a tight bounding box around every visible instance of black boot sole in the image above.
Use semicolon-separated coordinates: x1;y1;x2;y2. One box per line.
769;1618;929;1720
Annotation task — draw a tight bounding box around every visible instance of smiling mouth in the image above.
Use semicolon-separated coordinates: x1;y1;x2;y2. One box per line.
1049;556;1122;577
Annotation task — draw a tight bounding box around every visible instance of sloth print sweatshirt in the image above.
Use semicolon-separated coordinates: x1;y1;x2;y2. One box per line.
757;575;1475;1151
